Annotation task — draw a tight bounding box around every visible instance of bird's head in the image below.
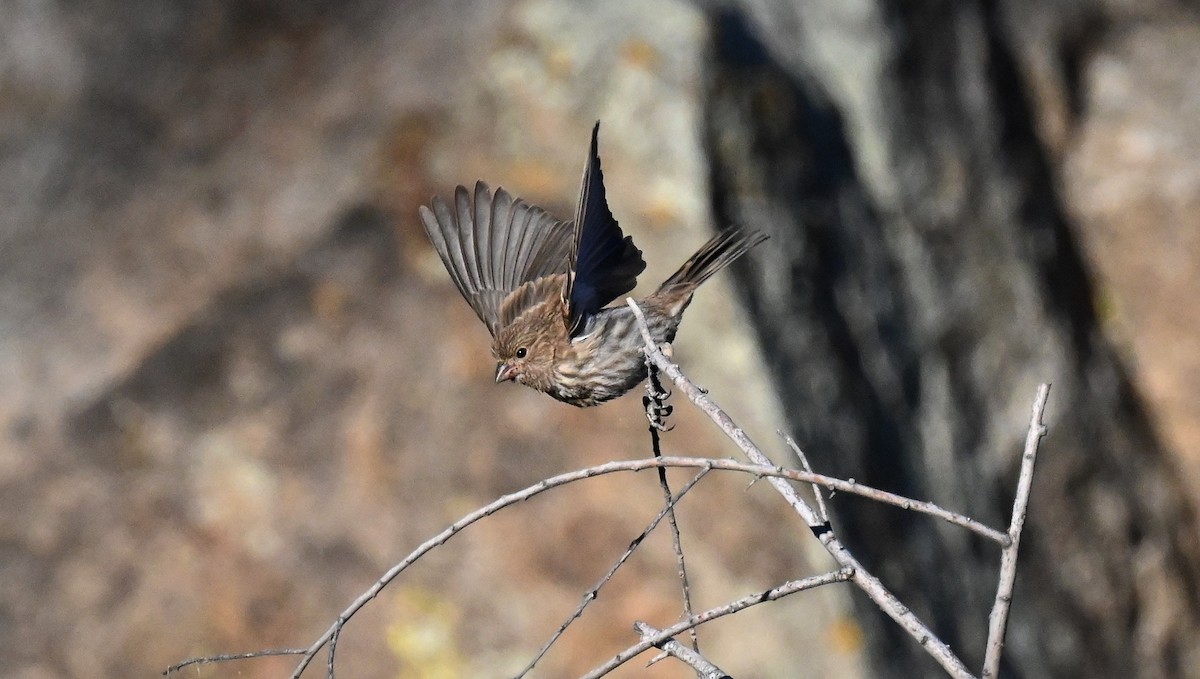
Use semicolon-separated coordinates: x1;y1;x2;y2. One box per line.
492;318;560;387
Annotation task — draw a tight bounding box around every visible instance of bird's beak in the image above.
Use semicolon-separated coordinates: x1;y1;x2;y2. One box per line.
496;362;519;383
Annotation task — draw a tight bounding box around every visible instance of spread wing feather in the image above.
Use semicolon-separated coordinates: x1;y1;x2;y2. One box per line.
419;181;572;336
566;122;646;336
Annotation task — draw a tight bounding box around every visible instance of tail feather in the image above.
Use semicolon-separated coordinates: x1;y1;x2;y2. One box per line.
658;227;767;292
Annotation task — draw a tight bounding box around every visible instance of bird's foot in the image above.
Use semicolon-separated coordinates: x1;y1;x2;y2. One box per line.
646;382;672;401
642;396;674;431
643;354;673;431
647;413;674;432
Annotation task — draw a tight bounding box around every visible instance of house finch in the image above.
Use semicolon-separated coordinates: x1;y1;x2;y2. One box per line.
419;122;766;407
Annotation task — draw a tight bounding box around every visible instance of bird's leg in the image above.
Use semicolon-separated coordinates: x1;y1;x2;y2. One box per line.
643;361;673;432
645;343;673;402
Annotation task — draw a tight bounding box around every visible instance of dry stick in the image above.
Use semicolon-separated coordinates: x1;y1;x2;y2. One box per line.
730;459;1006;542
582;568;853;678
163;648;307;674
326;620;342;679
512;468;711;678
626;299;976;679
644;362;700;652
781;433;831;523
769;462;1006;544
981;384;1050;678
164;456;1002;677
634;622;731;679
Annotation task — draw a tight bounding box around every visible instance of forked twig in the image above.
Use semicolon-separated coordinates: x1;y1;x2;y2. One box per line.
634;622;731;679
326;620;342;678
781;432;830;523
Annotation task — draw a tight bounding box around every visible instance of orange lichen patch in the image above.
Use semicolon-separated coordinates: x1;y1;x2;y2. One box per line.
828;616;865;654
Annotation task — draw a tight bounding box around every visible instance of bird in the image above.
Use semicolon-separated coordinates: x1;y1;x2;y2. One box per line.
419;122;767;407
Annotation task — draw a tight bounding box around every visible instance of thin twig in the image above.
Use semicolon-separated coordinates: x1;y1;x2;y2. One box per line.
327;617;343;679
634;622;731;679
777;464;1006;544
982;384;1050;678
627;298;976;679
280;459;718;678
764;458;1007;543
581;569;853;679
513;469;710;678
645;361;699;652
781;432;830;523
163;648;307;675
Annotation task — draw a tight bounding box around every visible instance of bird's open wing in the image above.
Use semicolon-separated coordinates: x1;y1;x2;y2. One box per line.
565;122;646;337
420;181;573;336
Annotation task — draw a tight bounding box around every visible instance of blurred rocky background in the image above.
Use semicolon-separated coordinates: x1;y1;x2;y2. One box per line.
1;0;1197;678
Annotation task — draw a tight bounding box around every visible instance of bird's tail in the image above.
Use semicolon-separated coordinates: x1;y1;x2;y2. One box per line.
657;227;767;292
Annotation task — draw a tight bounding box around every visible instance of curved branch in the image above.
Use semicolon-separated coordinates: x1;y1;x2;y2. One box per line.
163;648;306;675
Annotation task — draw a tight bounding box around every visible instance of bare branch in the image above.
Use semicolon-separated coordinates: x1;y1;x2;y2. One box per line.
327;618;343;679
781;432;830;524
634;622;731;679
738;457;1008;543
767;455;1008;543
627;298;977;679
582;569;852;679
665;457;1004;544
163;648;306;675
982;384;1051;677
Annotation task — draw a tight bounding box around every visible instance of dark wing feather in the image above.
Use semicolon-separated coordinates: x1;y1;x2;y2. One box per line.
419;181;572;336
565;121;646;336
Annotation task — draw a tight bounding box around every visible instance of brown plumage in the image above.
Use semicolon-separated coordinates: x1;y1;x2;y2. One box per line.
419;122;767;407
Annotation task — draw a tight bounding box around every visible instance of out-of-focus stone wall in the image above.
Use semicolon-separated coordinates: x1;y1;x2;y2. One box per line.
0;1;858;678
3;0;1198;677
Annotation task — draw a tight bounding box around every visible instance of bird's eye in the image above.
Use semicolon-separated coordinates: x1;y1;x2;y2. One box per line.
516;347;527;359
